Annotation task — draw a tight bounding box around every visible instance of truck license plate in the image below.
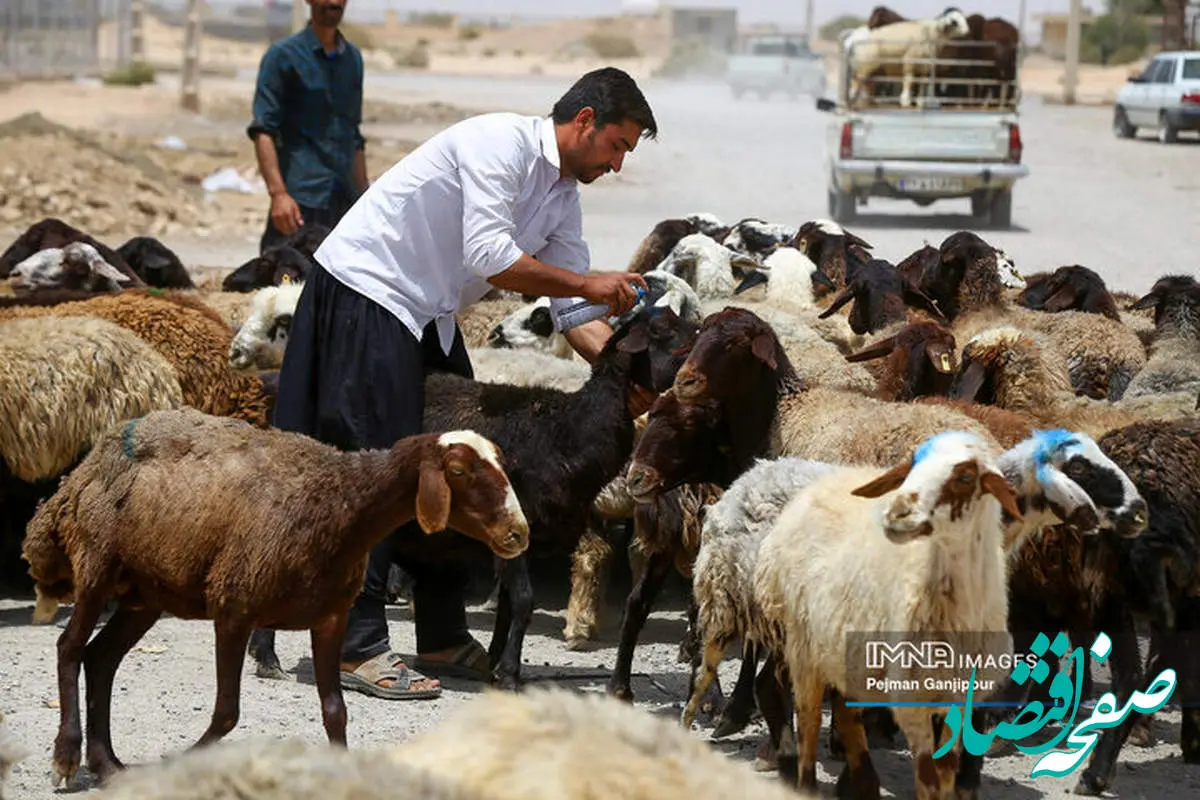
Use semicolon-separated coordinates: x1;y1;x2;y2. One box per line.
898;176;964;192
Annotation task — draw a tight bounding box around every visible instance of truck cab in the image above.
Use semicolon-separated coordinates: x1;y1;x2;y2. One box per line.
726;33;827;101
817;30;1029;228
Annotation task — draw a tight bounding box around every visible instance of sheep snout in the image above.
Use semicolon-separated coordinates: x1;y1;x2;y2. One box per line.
625;463;661;505
882;493;934;542
1110;497;1149;539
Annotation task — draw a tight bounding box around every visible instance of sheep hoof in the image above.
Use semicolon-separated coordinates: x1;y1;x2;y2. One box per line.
1072;772;1108;795
751;738;779;772
254;661;289;681
607;685;634;704
51;750;80;788
711;711;752;739
1128;717;1155;748
491;673;521;692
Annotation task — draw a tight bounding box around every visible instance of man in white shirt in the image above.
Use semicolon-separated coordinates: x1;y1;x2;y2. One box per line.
247;67;655;700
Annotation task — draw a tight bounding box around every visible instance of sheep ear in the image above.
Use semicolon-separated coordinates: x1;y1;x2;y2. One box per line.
1038;465;1099;532
1041;283;1077;313
981;471;1023;522
818;284;857;319
952;360;988;401
845;335;897;363
749;332;777;370
1127;291;1160;312
416;458;452;534
851;460;913;498
616;323;651;354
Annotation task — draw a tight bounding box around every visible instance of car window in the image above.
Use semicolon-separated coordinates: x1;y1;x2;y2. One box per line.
1183;58;1200;80
1138;58;1163;81
1153;58;1177;84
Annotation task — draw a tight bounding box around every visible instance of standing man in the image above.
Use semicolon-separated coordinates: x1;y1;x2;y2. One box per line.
248;67;658;700
248;0;368;254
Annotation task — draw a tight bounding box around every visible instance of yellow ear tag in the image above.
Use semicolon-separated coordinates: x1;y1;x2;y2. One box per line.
280;274;292;284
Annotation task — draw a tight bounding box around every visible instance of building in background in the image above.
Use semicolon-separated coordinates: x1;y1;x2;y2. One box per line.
667;5;737;53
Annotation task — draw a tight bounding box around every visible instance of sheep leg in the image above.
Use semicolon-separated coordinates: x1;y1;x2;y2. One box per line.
82;606;162;781
605;549;674;703
563;527;613;650
894;707;958;800
712;642;761;738
52;593;108;787
790;672;824;792
1074;605;1144;795
681;637;728;728
310;611;350;746
754;653;796;780
900;62;914;108
681;597;727;722
1176;597;1200;763
247;628;286;680
831;692;882;800
489;553;533;690
191;621;253;748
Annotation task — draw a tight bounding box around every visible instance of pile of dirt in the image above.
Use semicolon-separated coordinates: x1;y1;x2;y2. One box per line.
0;112;239;239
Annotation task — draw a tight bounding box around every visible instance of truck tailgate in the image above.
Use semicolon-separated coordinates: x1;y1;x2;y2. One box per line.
849;111;1013;162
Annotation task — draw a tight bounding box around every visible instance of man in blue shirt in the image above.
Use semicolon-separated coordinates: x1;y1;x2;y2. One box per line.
248;0;368;254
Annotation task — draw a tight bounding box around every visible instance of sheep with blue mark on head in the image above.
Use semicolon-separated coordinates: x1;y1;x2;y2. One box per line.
751;428;1021;797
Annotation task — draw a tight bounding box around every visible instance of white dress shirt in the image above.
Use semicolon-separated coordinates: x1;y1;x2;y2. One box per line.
313;112;591;355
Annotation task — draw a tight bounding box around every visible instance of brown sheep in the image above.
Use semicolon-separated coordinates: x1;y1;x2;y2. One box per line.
0;291;271;427
22;407;530;787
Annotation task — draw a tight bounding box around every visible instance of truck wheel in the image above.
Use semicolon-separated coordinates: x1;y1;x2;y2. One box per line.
970;191;990;218
1112;107;1135;139
989;190;1013;229
829;187;856;223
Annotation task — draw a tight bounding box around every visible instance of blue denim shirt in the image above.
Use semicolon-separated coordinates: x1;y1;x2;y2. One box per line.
247;25;365;210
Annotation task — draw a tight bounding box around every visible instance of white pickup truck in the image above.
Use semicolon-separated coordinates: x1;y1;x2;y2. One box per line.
816;34;1029;228
726;33;827;101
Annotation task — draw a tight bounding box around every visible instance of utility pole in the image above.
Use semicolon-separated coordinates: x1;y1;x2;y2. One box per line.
1017;0;1027;61
1062;0;1082;106
805;0;815;49
292;0;308;34
130;0;144;62
181;0;201;111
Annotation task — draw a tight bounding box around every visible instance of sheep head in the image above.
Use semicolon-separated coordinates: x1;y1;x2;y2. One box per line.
418;431;529;560
488;298;557;350
9;242;128;294
818;259;946;335
934;7;972;39
791;219;874;291
625;389;728;504
1033;265;1121;321
846;320;958;399
1127;275;1200;338
1026;429;1147;539
850;430;1020;544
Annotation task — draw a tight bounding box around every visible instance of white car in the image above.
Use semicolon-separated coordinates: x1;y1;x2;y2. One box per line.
1113;50;1200;143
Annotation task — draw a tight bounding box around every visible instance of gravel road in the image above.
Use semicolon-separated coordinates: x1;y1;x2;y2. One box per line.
2;71;1199;798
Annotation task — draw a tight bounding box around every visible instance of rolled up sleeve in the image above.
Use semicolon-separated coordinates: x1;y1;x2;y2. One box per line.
458;131;527;280
247;45;286;141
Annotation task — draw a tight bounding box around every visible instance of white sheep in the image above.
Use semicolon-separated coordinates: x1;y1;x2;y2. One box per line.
8;241;132;293
468;347;591;392
0;710;28;800
94;688;813;800
0;315;185;483
849;8;972;108
228;280;306;371
680;428;1146;728
655;233;759;298
753;429;1021;798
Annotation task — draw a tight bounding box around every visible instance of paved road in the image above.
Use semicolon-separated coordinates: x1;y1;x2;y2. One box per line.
356;71;1199;296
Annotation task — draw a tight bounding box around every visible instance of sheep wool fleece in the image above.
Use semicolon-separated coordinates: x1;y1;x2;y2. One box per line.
271;261;475;659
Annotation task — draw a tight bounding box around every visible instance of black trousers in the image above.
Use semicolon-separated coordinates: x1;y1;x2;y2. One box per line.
260;187;356;255
272;261;474;661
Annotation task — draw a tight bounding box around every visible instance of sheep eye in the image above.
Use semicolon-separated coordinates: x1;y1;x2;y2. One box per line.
447;465;466;478
958;473;975;484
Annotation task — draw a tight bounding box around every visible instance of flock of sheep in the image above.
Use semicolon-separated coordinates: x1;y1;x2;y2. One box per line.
841;5;1022;108
0;208;1197;799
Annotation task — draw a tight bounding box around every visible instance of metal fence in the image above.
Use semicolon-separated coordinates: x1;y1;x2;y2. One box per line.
0;0;135;80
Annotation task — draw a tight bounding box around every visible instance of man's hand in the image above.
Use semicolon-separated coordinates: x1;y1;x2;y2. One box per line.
628;383;659;418
581;271;649;317
270;192;304;236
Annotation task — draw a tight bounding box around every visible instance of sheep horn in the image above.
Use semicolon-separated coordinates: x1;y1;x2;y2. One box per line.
845;335;898;363
733;269;769;295
818;283;858;319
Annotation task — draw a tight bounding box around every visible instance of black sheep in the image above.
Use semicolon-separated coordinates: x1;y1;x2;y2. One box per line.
117;236;195;289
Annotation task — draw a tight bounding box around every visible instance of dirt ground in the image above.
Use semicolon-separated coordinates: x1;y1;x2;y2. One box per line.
1;18;1198;799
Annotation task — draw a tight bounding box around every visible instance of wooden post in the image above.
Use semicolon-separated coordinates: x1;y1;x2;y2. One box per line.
1062;0;1082;105
130;0;144;62
181;0;201;111
292;0;308;34
805;0;816;50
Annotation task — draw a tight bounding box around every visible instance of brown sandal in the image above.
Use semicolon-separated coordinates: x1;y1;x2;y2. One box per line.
339;651;442;700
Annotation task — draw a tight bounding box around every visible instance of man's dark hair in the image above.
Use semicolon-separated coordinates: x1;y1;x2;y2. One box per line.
551;67;658;140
